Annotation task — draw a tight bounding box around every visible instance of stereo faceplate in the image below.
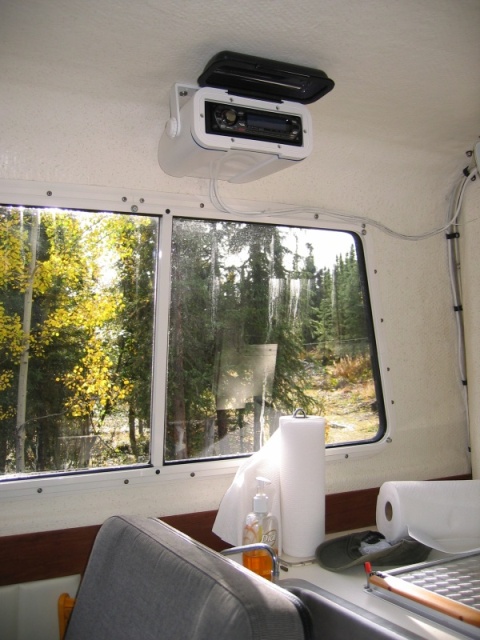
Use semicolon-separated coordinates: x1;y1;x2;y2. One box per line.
205;101;303;146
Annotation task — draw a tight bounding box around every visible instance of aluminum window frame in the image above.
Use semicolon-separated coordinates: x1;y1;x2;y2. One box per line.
0;179;393;498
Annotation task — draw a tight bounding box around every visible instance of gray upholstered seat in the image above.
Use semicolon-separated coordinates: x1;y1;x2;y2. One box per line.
64;515;310;640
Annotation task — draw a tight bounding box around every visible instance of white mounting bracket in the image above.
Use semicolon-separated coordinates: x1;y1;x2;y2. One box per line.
166;83;199;139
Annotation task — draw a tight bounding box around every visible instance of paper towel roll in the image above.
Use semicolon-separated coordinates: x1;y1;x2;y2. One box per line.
376;480;480;553
279;414;326;558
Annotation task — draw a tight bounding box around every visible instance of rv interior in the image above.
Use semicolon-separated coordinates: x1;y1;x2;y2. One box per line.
1;0;480;639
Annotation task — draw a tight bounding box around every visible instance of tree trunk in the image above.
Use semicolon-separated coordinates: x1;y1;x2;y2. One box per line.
253;395;262;451
172;288;187;459
204;416;215;456
15;211;39;472
216;409;229;455
128;403;137;456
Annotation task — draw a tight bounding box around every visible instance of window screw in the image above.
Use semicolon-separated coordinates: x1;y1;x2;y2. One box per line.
139;198;145;204
361;229;367;236
131;205;138;213
122;196;127;202
314;213;319;220
386;437;392;443
200;203;205;208
344;454;349;459
37;487;43;493
165;209;171;214
190;472;195;477
466;150;473;157
124;479;129;484
46;191;52;196
155;469;160;475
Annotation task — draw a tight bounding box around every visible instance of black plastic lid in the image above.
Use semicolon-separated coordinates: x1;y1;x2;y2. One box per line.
197;51;334;104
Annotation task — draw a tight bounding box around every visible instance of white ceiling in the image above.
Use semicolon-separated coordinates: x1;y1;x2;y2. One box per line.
1;0;479;159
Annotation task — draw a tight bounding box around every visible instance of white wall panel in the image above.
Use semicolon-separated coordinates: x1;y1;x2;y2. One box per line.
0;0;478;535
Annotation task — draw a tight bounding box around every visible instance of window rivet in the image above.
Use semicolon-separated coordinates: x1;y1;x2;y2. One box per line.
190;472;195;477
344;454;349;459
165;209;171;214
131;205;138;213
155;469;160;475
200;203;205;208
124;479;129;484
37;487;43;493
314;213;319;220
46;191;52;196
122;197;127;202
139;198;145;204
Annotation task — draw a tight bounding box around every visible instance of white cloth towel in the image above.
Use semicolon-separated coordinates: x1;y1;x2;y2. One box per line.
213;429;282;548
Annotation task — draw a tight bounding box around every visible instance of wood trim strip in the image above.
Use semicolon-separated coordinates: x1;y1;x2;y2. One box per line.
0;524;101;586
0;474;471;587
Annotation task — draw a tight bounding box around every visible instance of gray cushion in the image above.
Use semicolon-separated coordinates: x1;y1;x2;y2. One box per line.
65;515;308;640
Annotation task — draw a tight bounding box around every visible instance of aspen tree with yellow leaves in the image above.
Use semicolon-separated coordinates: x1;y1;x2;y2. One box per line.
0;207;156;474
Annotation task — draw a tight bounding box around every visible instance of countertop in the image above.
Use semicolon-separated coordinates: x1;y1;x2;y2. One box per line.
276;551;476;639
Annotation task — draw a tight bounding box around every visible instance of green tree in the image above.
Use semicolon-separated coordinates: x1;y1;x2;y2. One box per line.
0;207;156;474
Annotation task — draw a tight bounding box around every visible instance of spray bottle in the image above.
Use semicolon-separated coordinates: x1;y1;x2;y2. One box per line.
242;477;279;580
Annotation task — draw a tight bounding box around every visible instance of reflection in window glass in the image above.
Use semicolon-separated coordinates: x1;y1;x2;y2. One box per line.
0;206;157;477
166;218;384;462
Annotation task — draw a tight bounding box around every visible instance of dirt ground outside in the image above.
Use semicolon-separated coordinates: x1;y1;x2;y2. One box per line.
307;359;380;445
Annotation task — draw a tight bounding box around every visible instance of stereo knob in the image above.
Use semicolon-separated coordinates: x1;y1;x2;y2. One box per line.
222;109;237;125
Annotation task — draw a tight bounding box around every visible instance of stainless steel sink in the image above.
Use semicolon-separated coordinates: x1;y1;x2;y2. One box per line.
278;578;423;640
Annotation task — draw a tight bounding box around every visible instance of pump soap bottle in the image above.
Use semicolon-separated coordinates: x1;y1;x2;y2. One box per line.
242;477;279;580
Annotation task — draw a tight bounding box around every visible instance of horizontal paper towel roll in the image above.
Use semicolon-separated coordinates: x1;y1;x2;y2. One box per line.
279;414;325;558
376;480;480;552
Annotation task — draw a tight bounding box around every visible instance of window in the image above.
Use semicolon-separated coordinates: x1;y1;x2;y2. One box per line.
165;218;385;463
0;205;157;477
0;200;385;481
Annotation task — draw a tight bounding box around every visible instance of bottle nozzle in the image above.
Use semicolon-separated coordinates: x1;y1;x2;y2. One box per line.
255;476;271;493
253;477;271;514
